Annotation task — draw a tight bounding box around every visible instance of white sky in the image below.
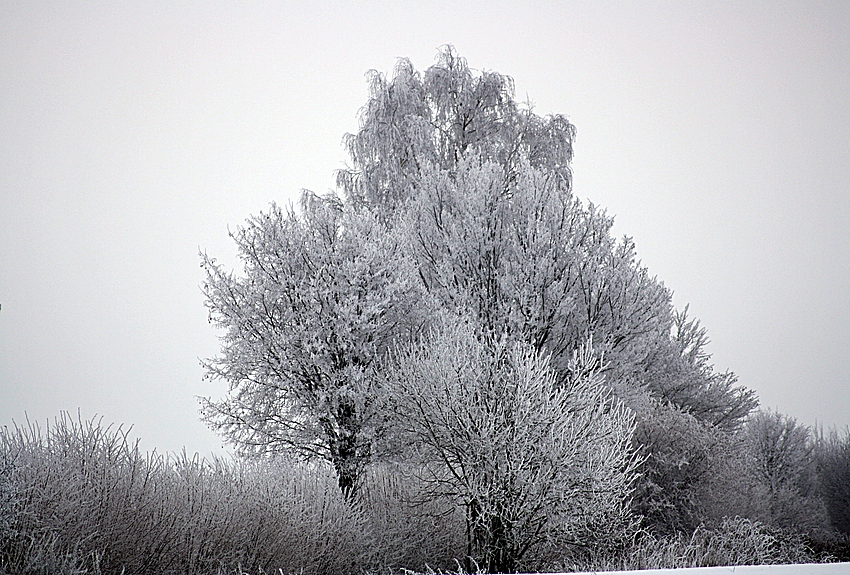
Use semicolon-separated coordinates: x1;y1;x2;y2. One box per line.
1;1;848;456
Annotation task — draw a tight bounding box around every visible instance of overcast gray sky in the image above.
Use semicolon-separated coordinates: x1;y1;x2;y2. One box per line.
2;1;848;456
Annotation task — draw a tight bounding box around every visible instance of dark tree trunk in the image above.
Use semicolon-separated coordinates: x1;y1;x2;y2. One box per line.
328;399;364;500
333;438;359;499
487;513;515;574
465;498;481;574
466;499;518;574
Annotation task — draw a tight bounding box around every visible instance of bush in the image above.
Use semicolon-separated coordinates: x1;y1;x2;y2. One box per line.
0;413;498;575
0;413;369;575
358;464;467;572
573;517;822;572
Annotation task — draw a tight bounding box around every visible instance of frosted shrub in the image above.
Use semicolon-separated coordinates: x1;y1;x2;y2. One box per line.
357;464;467;572
0;413;172;574
0;414;370;575
390;319;640;573
584;517;819;571
632;401;731;534
0;454;15;541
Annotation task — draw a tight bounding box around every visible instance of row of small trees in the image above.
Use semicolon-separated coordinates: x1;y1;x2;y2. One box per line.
199;48;847;571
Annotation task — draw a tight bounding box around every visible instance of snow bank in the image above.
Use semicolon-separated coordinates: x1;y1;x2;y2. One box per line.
526;563;850;575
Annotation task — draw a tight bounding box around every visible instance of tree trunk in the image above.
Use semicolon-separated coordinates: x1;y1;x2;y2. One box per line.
329;399;364;500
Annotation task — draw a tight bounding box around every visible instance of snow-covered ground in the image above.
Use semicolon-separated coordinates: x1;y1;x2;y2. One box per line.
530;564;850;575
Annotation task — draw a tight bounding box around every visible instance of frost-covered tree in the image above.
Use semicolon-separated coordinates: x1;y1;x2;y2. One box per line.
200;193;426;496
631;401;732;534
390;318;639;573
743;409;828;531
640;307;756;430
202;48;758;538
335;48;757;539
337;46;575;214
408;155;672;387
747;410;812;498
340;47;755;429
815;426;850;534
